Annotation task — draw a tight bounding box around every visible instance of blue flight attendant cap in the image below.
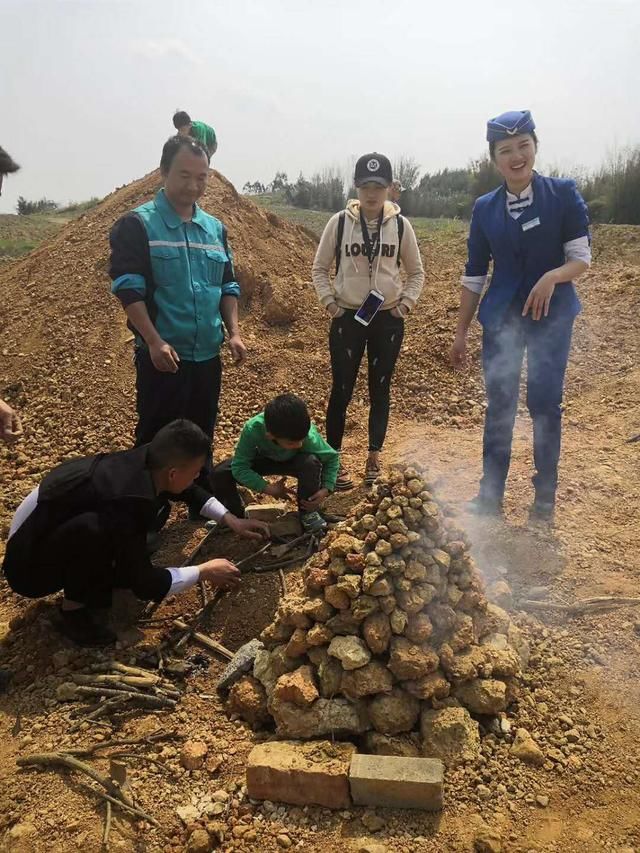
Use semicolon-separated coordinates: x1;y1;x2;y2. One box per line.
486;110;536;142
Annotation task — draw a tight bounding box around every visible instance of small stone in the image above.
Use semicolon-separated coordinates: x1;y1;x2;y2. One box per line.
328;636;371;670
388;637;439;681
474;823;503;852
369;688;420;735
487;580;513;610
277;834;293;848
361;810;386;832
454;678;507;715
341;661;394;700
227;675;269;727
325;585;351;610
421;707;480;767
180;740;208;771
273;666;319;707
217;638;264;691
363;732;421;758
186;828;211;853
511;728;545;767
536;794;550;808
363;612;392;655
330;534;364;558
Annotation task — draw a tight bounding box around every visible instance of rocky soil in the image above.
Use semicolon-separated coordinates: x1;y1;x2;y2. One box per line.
1;169;639;851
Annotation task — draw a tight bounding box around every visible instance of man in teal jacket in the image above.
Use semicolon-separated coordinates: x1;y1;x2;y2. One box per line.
109;135;246;509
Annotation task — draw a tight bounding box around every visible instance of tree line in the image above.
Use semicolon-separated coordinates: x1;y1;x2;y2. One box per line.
244;147;640;225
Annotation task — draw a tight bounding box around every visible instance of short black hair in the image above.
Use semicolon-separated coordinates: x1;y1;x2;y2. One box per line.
147;420;210;470
264;394;311;441
172;110;191;130
160;135;210;174
0;146;20;176
489;131;538;161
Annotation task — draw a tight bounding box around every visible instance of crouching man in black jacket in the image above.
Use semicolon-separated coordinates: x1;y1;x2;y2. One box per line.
2;420;268;646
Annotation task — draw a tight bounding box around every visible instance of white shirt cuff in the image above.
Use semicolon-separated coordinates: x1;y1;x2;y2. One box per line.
200;497;229;523
563;236;591;266
168;565;200;594
461;275;487;294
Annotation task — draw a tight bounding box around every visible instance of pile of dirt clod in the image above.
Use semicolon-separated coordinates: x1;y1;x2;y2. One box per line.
0;169;485;544
229;462;528;758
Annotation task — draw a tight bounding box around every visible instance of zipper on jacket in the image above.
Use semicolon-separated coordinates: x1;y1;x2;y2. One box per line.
184;223;198;361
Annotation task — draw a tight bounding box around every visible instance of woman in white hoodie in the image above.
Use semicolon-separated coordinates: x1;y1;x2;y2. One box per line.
312;153;425;488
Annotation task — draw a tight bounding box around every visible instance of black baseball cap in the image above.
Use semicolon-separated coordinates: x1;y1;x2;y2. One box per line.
354;152;393;187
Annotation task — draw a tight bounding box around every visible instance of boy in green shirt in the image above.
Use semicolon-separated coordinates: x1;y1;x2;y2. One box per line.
173;110;218;156
212;394;339;534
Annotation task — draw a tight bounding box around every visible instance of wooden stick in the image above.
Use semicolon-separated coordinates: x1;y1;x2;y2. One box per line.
108;752;171;774
77;782;160;828
72;674;155;690
141;524;221;618
89;662;161;680
520;595;640;615
173;588;225;651
17;752;133;806
66;731;180;758
235;539;274;570
171;619;233;660
102;800;112;851
253;554;307;572
71;686;176;709
68;697;127;733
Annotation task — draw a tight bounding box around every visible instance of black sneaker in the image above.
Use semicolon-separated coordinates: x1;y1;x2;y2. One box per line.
529;499;555;522
59;608;117;647
466;494;504;517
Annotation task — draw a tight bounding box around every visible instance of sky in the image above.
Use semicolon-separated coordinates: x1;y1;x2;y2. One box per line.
1;0;640;213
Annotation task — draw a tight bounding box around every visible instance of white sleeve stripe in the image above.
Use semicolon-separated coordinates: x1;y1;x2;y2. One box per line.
461;275;487;294
200;497;228;523
563;236;591;266
168;565;201;594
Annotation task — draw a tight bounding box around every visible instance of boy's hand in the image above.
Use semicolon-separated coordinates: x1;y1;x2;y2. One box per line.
224;514;270;541
300;488;330;511
264;478;295;500
197;558;241;588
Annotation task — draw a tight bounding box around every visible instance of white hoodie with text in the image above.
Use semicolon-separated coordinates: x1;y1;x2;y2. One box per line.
312;199;425;313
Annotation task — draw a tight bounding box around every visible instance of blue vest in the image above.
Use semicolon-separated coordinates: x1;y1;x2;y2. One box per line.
133;190;239;361
465;174;590;330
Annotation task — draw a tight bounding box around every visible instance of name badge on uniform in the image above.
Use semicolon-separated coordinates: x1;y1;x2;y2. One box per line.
522;217;541;232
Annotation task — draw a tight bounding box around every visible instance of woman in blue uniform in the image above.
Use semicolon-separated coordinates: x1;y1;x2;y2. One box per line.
451;110;591;520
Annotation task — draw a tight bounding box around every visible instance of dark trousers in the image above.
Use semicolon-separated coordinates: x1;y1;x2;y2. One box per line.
4;513;123;608
211;454;323;517
134;347;222;497
480;302;575;504
326;309;405;452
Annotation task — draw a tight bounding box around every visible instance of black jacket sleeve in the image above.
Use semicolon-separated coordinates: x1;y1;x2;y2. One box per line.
221;225;237;288
109;214;153;307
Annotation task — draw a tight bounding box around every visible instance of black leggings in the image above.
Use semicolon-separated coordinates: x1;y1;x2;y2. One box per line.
326;309;404;452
